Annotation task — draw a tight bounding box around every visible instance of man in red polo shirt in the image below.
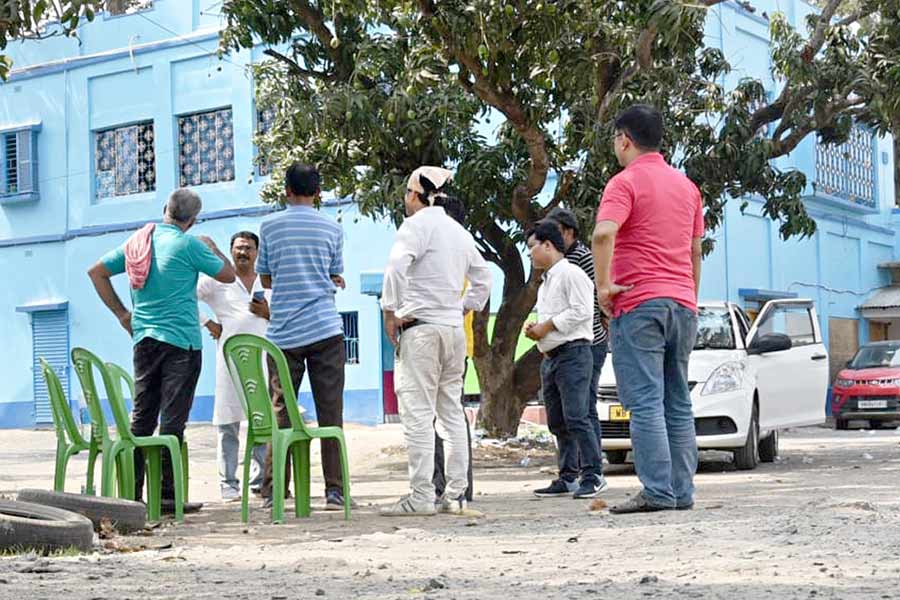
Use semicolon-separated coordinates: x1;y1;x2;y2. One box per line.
592;105;704;514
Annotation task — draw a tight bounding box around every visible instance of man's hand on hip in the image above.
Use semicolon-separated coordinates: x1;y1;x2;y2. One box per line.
597;282;633;317
118;311;133;336
384;311;413;346
205;321;223;340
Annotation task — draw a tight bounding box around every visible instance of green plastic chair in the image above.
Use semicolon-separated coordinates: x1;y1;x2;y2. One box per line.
105;361;190;504
38;358;99;494
222;333;352;523
71;347;185;522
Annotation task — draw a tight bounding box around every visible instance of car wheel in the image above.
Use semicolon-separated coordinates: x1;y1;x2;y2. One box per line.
0;500;94;553
869;420;898;430
733;404;759;471
605;450;628;465
759;429;778;463
834;418;849;430
17;488;146;534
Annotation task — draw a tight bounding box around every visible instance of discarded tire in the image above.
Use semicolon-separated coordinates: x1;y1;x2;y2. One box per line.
17;489;146;534
0;500;94;553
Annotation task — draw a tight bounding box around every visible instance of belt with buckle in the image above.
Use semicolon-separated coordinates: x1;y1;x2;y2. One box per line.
398;319;422;334
546;339;591;359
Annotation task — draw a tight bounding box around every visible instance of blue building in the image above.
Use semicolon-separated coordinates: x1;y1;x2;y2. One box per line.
0;0;896;429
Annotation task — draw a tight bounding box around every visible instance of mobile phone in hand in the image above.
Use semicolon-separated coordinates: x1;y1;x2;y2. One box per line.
252;290;266;303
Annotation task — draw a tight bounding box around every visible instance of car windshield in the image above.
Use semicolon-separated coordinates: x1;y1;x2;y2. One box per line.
695;307;735;350
849;344;900;369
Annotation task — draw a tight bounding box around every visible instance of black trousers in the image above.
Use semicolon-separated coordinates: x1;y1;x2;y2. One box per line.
131;337;202;500
433;361;474;501
261;334;346;498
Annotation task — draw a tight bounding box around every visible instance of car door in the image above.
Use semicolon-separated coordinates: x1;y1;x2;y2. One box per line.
746;299;828;429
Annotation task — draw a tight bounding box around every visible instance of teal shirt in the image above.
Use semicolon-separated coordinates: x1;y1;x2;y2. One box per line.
101;224;224;351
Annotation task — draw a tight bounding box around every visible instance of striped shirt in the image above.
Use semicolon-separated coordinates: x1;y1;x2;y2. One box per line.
256;204;344;349
565;240;608;345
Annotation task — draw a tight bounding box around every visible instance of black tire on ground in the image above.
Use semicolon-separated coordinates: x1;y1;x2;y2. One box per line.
605;450;628;465
17;489;146;534
869;420;898;430
835;418;849;430
0;500;94;553
733;404;759;471
759;429;779;463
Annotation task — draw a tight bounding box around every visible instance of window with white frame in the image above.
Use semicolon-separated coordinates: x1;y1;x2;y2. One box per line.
1;125;40;203
178;108;235;187
341;312;360;364
94;122;156;199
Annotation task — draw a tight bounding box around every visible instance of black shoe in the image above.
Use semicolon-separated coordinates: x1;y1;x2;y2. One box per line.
573;476;609;499
161;499;203;515
609;493;671;515
675;502;694;511
533;479;578;497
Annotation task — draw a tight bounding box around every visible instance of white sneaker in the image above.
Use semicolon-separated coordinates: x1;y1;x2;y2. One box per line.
379;495;437;517
438;494;467;515
221;487;241;503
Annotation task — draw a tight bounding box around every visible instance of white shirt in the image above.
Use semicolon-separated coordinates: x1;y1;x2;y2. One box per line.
535;259;594;353
197;274;270;425
381;206;492;326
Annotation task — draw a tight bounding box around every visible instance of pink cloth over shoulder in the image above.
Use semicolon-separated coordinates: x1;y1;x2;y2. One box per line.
125;223;155;290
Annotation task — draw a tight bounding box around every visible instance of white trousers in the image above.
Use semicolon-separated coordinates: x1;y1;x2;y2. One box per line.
395;324;469;504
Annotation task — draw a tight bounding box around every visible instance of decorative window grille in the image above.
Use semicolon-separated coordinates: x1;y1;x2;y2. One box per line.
178;108;235;187
814;124;876;209
257;107;276;176
1;127;39;202
341;312;360;365
95;122;156;199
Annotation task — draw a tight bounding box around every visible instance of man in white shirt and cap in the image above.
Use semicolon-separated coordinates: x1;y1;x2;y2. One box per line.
198;231;270;502
380;166;492;516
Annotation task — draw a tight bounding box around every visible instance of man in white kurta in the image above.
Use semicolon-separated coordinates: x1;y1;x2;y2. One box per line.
380;166;492;516
198;231;270;501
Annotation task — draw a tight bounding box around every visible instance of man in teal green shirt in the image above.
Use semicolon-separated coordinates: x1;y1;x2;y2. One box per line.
88;189;235;511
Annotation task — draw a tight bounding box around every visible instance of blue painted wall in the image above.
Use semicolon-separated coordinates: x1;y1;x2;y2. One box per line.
0;0;896;428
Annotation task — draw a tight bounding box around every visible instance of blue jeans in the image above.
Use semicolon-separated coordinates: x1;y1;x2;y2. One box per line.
217;422;267;494
610;299;698;507
541;341;603;481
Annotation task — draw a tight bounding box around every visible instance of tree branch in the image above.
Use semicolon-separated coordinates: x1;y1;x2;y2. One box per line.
262;48;333;81
541;170;575;216
802;0;843;62
420;0;549;226
597;24;658;123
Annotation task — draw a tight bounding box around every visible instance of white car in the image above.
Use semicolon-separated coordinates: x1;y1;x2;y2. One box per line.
598;299;828;470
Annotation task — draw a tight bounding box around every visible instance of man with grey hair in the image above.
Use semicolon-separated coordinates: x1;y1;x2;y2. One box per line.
88;188;235;512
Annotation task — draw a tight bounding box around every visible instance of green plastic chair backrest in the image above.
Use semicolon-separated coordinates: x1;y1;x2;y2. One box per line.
222;333;308;437
105;362;136;405
71;347;134;444
39;357;87;447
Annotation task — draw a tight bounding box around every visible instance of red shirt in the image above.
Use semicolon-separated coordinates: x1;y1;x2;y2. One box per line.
596;153;704;317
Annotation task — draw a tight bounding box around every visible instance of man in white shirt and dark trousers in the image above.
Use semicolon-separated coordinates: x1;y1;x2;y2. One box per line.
197;231;270;502
380;166;492;516
526;220;607;499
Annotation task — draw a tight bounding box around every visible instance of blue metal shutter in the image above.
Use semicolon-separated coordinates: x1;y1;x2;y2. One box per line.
32;309;70;425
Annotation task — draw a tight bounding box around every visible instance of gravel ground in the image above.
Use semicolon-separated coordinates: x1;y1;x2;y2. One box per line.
2;423;900;599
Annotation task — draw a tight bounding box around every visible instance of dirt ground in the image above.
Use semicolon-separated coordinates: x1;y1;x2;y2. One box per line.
2;422;900;599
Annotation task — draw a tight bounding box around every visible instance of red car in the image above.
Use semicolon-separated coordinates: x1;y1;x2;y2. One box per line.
832;341;900;430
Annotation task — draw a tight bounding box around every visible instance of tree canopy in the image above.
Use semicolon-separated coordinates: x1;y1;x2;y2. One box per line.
220;0;900;435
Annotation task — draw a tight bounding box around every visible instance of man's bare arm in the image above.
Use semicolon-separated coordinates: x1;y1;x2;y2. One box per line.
691;237;703;299
87;262;132;335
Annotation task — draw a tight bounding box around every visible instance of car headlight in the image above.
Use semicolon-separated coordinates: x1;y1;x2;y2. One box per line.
701;362;745;396
834;378;854;388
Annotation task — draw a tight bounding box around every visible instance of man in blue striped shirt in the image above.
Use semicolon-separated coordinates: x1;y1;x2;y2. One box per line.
256;163;349;511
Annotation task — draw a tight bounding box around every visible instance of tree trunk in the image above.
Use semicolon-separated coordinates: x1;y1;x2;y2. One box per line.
472;258;544;437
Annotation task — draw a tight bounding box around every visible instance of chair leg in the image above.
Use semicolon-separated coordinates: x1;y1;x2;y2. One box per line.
167;441;185;523
121;448;136;501
291;444;303;518
336;435;352;521
297;442;311;518
54;441;69;492
181;441;189;504
100;446;118;498
241;436;254;524
146;449;162;522
272;436;286;525
85;441;100;495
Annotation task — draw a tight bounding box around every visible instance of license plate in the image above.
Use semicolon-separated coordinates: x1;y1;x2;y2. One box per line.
610;405;631;421
858;399;888;409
